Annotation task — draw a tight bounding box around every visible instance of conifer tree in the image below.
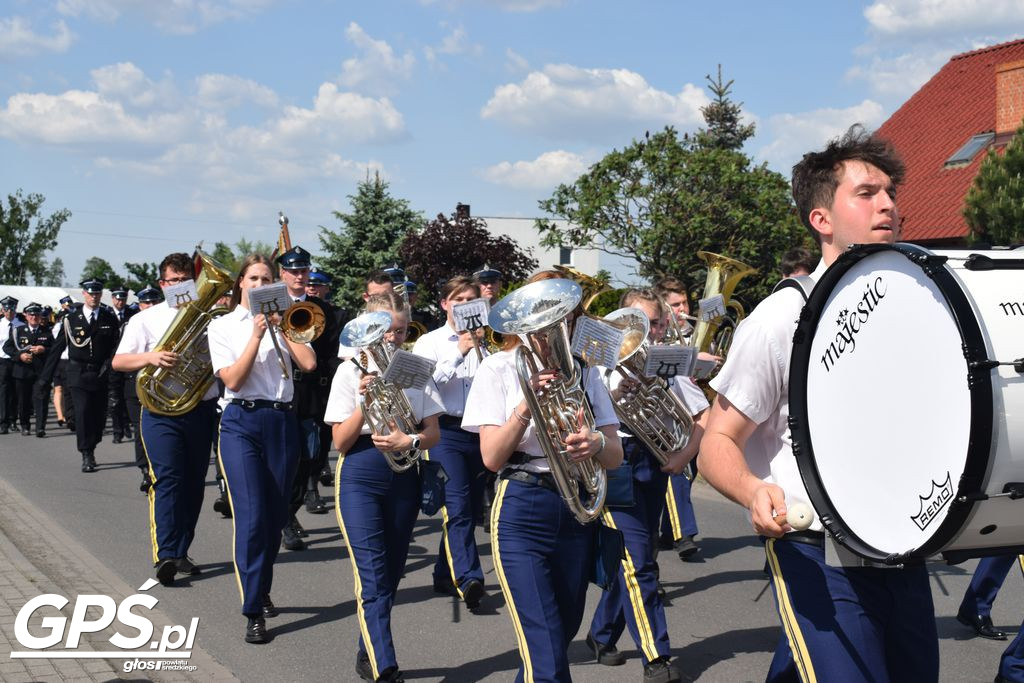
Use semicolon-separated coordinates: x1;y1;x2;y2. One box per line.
964;122;1024;245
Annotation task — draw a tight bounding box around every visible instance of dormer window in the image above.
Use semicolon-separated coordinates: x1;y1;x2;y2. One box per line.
944;132;995;167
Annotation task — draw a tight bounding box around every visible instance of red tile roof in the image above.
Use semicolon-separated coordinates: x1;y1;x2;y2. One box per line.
876;39;1024;243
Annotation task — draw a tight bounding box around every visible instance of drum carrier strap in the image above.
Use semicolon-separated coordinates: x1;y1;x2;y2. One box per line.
771;275;815;301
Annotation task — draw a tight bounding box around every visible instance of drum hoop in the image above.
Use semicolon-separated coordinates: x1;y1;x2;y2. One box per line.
788;242;994;564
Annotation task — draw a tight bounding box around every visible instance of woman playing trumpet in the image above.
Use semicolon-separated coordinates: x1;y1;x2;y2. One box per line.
461;270;623;683
325;291;442;683
207;254;316;644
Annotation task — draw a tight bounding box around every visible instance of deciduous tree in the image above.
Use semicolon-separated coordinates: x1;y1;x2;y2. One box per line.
0;190;70;285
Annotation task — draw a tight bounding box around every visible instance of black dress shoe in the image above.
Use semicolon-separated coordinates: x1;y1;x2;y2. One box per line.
56;419;65;428
175;557;201;575
139;471;152;493
433;574;456;596
461;578;486;610
304;490;328;514
244;616;269;644
212;494;232;517
676;535;700;561
319;466;334;487
957;609;1008;640
81;452;97;473
355;650;374;681
0;426;7;435
112;435;123;444
262;594;279;618
21;428;30;436
281;524;306;551
586;632;626;666
36;430;45;438
291;516;309;537
643;657;682;682
155;559;177;586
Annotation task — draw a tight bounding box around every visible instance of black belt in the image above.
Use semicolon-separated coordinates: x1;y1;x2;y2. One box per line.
292;369;330;386
70;359;104;372
438;414;465;429
774;530;825;548
500;468;559;494
230;398;294;411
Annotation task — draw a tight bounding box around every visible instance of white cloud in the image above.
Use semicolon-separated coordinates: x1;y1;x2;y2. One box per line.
482;64;709;142
505;48;528;73
419;0;564;11
845;47;955;99
195;73;279;110
481;150;588;189
756;100;887;175
0;16;73;58
0;64;404;193
864;0;1024;37
56;0;277;34
338;22;415;96
425;24;483;64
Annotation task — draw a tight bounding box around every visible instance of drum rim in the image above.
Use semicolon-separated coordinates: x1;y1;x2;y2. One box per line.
789;242;994;564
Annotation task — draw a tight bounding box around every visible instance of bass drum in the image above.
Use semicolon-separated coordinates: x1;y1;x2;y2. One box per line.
789;243;1024;565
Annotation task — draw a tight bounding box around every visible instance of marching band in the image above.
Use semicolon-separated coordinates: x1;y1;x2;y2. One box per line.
5;126;1024;683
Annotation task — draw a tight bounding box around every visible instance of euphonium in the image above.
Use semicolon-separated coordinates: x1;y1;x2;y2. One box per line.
691;251;756;358
137;250;233;416
489;278;607;524
339;311;421;473
603;307;694;466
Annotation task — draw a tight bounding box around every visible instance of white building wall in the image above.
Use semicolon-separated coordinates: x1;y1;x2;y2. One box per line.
480;216;645;288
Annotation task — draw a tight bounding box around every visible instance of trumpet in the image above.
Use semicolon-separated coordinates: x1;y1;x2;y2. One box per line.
490;278;607;524
339;310;422;472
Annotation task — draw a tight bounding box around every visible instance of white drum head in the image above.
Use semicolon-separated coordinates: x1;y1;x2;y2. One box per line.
799;249;973;557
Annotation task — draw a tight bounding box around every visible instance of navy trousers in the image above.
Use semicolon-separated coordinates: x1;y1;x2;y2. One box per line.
764;537;938;683
140;400;215;565
336;436;421;680
590;439;671;664
492;476;594;683
427;423;485;594
660;471;698;542
960;554;1020;617
218;403;298;616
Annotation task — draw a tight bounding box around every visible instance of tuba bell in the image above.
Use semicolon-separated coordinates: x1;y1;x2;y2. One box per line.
339;310;421;473
489;278;607;524
603;307;694;467
691;251;756;359
137;250;233;416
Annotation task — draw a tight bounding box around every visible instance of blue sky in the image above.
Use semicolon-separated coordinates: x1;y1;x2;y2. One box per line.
1;0;1021;287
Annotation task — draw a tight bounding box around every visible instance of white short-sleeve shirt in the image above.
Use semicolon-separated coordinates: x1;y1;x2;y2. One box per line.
412;322;483;417
709;260;826;531
461;349;619;473
115;301;218;401
323;350;444;434
208;306;306;402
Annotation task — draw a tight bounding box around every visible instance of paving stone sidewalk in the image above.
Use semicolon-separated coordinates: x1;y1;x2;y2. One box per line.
0;473;238;682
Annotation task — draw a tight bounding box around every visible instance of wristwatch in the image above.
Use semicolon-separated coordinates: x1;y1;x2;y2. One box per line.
410;434;422;450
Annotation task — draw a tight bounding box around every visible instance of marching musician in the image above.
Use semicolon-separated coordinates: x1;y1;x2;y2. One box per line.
50;296;74;431
42;279;120;469
473;264;503;305
0;296;22;435
108;286;133;444
124;285;163;493
586;289;707;683
652;277;702;560
4;302;53;438
208;254;315;644
461;270;622;683
698;126;938;681
412;275;488;609
325;291;442;682
275;246;339;548
304;267;345;500
113;254;218;586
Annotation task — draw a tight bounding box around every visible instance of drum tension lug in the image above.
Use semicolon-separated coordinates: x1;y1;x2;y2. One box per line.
1003;483;1024;500
969;358;1024;373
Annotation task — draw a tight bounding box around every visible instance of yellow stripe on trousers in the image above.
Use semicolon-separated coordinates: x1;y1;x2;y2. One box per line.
215;424;246;606
334;455;379;681
664;480;682;542
490;479;534;683
765;538;817;683
138;408;160;565
423;450;464;598
600;509;660;662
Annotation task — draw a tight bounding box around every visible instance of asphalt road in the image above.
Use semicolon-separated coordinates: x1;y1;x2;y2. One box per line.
0;421;1020;682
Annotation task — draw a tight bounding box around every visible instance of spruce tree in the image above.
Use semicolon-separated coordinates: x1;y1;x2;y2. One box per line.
964;122;1024;245
318;173;422;312
694;65;755;152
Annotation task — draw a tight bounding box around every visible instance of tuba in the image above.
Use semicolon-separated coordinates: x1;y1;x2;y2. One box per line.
137;250;233;416
691;251;756;358
603;307;694;466
490;278;607;524
339;311;421;473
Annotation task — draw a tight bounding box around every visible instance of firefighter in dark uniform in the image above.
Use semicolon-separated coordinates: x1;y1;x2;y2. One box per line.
126;285;163;491
3;302;52;437
0;296;21;434
108;286;134;443
276;247;341;549
52;296;76;430
45;279;122;472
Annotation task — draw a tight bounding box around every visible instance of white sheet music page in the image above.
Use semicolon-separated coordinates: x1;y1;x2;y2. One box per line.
570;316;625;369
382;349;436;390
698;294;726;322
248;283;292;317
452;298;490;333
163;280;200;309
643;345;696;379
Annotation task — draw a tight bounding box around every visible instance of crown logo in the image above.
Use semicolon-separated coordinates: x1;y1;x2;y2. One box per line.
910;472;954;531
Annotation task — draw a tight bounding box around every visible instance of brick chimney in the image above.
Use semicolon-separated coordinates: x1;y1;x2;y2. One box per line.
456;203;470;220
995;60;1024;134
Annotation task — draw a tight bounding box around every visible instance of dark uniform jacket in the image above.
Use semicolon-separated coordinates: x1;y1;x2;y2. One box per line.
44;304;121;387
3;325;53;380
291;295;341;420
